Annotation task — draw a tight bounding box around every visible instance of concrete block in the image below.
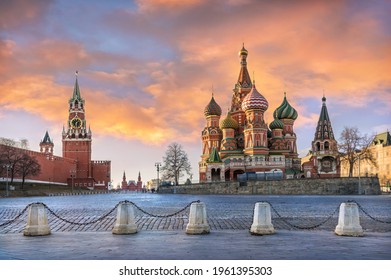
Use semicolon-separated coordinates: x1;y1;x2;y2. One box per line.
23;204;51;236
112;202;137;235
250;202;275;235
335;202;363;237
186;202;210;234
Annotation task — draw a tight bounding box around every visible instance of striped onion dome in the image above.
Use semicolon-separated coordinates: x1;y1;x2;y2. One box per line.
273;93;298;120
241;83;269;112
204;95;222;117
269;118;284;130
220;111;238;130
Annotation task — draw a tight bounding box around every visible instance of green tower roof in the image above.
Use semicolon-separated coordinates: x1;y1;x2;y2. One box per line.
208;147;222;163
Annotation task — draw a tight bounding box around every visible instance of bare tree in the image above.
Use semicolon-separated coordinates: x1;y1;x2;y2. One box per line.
161;142;192;186
20;139;29;149
18;153;41;189
0;138;40;188
0;138;24;185
338;126;376;177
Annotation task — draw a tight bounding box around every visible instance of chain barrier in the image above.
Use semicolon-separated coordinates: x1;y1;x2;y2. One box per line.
121;200;200;218
346;200;391;224
256;201;340;230
0;202;36;227
0;200;200;228
1;200;389;230
43;202;119;226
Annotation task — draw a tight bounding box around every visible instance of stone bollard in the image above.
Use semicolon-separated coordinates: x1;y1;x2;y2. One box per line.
23;203;51;236
335;202;363;237
112;202;137;235
250;202;275;235
186;202;210;234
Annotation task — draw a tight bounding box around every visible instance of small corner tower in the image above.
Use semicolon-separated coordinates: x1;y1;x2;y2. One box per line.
40;131;54;157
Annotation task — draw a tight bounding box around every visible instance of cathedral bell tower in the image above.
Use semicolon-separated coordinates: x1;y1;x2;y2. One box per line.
62;72;92;179
310;95;340;177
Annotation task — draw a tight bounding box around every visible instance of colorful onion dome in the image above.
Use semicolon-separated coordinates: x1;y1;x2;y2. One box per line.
241;83;269;112
204;95;222;117
269;118;284;130
239;43;248;56
220;111;238;130
273;93;298;120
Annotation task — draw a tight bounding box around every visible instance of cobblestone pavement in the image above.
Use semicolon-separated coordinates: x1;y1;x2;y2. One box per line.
1;230;391;260
1;194;391;234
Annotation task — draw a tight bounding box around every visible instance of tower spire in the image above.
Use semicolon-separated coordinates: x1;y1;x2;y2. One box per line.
315;95;334;140
72;70;82;100
236;44;252;89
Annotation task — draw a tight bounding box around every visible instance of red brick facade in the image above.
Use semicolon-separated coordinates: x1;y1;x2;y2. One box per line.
121;171;143;191
2;74;111;189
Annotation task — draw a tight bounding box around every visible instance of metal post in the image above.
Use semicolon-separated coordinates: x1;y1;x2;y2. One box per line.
358;155;361;195
355;149;362;195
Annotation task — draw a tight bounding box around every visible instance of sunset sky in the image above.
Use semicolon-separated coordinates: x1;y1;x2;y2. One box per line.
1;0;390;186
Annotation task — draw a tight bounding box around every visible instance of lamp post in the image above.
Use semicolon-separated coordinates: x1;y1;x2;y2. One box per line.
155;162;161;190
355;149;362;195
3;164;11;197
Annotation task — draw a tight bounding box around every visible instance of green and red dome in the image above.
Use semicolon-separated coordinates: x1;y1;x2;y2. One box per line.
269;118;284;130
204;95;222;117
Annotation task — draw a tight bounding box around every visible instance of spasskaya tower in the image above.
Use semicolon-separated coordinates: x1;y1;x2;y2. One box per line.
62;72;111;189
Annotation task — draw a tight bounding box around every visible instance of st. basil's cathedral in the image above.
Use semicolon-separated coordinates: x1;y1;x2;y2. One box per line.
199;45;301;182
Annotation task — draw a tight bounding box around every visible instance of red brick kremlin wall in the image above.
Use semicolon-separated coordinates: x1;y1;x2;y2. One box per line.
1;144;76;184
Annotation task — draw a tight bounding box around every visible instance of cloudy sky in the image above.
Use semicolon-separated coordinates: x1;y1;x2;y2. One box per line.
1;0;390;186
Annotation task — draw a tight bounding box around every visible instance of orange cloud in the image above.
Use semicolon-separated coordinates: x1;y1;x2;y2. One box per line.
1;0;390;150
136;0;206;12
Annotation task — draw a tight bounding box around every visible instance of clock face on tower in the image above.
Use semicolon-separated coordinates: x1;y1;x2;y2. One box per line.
71;117;82;128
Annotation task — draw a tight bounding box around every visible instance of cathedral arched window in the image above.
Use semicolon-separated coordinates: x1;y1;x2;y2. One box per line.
316;142;320;151
325;141;329;150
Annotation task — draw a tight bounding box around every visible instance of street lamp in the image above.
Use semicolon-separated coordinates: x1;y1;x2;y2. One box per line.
355;149;362;195
155;162;161;190
3;164;11;197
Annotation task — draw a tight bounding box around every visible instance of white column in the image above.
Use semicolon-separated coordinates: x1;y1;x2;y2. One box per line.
186;202;210;234
335;202;363;237
112;202;137;235
23;204;51;236
250;202;275;235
